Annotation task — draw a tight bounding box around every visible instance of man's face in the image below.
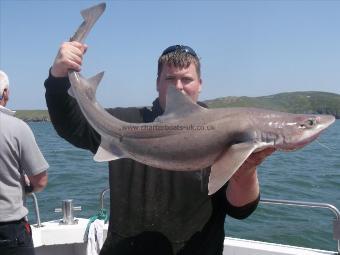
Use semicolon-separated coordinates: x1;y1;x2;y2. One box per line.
0;89;9;107
157;63;202;110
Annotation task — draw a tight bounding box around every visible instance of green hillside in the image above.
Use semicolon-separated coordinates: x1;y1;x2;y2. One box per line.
205;91;340;118
15;110;50;122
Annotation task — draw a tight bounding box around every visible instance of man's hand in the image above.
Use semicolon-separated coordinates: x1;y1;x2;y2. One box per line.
50;41;87;78
232;148;276;182
23;174;34;194
226;148;275;207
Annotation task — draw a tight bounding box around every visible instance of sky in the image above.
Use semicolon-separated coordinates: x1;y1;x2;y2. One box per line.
1;0;340;110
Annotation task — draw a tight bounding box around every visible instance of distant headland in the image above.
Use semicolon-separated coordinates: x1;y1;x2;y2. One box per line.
15;91;340;122
205;91;340;119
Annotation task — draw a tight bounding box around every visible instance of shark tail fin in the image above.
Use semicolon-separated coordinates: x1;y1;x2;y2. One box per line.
81;3;106;21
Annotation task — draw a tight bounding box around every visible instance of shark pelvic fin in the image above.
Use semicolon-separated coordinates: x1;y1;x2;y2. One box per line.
155;85;206;122
68;87;76;98
208;142;258;195
94;139;127;162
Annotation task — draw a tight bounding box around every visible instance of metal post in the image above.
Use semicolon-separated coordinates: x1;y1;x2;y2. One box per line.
99;187;110;210
27;193;42;228
55;199;82;225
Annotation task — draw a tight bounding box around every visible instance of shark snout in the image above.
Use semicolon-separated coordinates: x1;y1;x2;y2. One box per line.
319;115;336;129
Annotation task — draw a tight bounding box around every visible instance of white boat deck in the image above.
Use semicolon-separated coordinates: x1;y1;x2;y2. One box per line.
31;218;337;255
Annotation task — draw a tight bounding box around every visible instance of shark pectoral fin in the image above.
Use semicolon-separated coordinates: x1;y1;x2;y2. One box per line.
208;143;258;195
93;140;127;162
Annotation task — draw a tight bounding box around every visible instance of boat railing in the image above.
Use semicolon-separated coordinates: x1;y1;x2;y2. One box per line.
27;193;42;228
99;191;340;254
260;198;340;254
99;187;110;210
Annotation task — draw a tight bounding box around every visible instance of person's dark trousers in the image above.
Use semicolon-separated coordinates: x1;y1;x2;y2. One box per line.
0;219;35;255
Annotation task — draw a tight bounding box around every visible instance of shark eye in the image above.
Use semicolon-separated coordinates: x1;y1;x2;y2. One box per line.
307;118;316;126
300;118;316;129
298;118;317;129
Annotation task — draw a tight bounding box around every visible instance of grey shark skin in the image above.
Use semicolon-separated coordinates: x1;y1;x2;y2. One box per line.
67;3;335;194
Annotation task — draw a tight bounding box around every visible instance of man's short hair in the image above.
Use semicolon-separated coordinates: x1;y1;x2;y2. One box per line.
157;45;201;78
0;70;9;97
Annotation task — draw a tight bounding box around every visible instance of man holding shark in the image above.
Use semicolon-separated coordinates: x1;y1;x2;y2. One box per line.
45;42;274;254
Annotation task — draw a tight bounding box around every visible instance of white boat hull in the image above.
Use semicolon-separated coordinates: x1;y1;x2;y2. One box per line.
31;218;335;255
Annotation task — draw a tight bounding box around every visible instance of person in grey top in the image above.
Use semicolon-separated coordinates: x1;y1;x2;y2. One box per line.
0;70;49;255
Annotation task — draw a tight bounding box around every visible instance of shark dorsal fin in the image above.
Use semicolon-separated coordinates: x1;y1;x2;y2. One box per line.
156;85;207;122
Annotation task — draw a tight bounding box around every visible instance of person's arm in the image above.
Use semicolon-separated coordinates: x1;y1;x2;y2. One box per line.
19;122;49;194
44;41;100;153
24;172;48;193
225;148;275;217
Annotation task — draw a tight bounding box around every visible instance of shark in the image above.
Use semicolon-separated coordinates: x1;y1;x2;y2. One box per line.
68;72;335;194
67;3;335;194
